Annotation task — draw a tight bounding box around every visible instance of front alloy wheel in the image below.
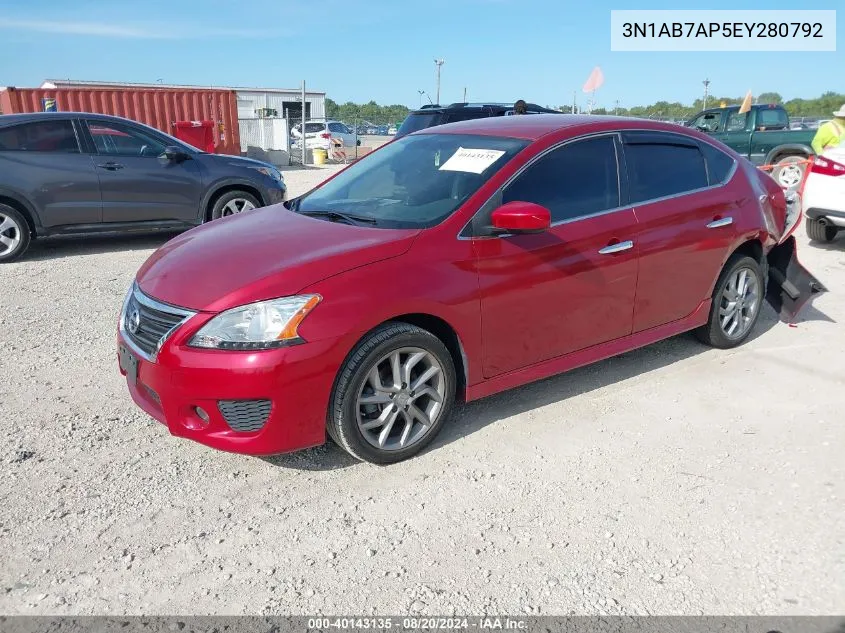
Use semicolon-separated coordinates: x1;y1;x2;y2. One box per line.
356;347;446;451
328;323;456;464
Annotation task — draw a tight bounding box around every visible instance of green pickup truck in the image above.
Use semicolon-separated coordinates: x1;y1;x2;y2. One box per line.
687;104;815;189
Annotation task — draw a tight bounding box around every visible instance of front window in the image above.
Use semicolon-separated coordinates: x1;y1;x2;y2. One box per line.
296;133;528;228
88;121;167;157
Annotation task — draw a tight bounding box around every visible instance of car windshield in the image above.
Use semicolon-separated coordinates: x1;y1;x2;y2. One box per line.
296;133;528;229
397;112;443;136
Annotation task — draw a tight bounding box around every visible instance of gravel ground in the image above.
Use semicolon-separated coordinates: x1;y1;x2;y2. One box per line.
1;164;843;615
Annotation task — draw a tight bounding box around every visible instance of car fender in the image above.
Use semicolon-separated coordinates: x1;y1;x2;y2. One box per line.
299;256;482;387
765;143;813;164
0;186;43;232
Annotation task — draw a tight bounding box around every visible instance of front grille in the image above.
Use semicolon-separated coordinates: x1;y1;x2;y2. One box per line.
218;400;272;433
122;286;193;359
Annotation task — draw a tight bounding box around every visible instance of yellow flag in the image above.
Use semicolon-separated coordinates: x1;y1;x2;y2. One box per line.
738;91;753;114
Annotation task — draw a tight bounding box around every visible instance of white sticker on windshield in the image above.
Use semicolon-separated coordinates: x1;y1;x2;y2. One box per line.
438;147;506;174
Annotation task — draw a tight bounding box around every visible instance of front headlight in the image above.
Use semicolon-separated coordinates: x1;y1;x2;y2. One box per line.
250;165;283;182
189;295;320;350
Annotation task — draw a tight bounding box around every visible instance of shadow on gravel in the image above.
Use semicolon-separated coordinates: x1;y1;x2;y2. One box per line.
23;231;181;262
259;442;360;472
428;302;835;456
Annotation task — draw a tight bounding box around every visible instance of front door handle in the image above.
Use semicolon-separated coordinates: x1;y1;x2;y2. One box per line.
706;217;733;229
97;162;124;171
598;240;634;255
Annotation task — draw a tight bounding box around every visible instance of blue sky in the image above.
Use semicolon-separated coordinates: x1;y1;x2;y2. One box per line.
0;0;841;110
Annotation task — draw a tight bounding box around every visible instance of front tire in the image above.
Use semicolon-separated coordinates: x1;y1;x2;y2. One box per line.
328;323;456;464
0;204;31;263
209;191;260;221
806;217;838;243
695;255;765;349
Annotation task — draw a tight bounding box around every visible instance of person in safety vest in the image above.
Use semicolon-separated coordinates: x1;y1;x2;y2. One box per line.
811;104;845;155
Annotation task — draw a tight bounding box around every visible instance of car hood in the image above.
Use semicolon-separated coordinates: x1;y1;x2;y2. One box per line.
136;207;419;312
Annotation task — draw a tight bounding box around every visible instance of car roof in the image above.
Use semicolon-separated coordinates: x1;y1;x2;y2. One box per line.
418;114;708;141
0;111;147;127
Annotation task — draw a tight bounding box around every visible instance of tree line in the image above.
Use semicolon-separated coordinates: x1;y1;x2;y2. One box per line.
564;91;845;119
327;91;844;124
325;99;410;125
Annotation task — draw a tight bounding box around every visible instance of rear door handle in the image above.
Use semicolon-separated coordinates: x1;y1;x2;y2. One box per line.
598;240;634;255
706;217;733;229
97;162;124;171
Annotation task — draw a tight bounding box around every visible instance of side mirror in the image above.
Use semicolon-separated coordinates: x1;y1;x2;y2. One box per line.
490;201;551;234
163;146;190;162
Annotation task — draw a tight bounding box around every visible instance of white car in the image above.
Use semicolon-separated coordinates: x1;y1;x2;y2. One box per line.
291;120;357;151
387;126;397;136
802;147;845;243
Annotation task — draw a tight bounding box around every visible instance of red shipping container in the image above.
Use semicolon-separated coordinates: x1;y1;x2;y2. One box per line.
173;120;215;153
0;86;240;155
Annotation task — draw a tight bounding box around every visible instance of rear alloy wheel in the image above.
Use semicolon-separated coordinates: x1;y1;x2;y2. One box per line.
805;217;838;243
0;204;31;263
771;156;806;190
328;323;456;464
695;255;764;349
210;191;260;221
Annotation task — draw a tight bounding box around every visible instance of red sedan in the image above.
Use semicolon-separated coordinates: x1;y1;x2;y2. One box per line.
118;115;825;463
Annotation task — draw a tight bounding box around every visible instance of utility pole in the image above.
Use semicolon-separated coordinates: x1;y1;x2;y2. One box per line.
301;80;306;166
463;87;467;103
418;90;425;107
434;58;445;105
614;99;620;116
572;90;577;114
702;78;711;111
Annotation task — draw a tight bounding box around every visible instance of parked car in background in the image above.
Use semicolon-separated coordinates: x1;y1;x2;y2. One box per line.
0;112;285;262
117;115;824;464
291;120;358;150
387;126;398;136
397;102;561;138
687;104;815;189
802;147;845;243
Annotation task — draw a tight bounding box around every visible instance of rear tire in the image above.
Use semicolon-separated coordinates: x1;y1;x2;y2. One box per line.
209;191;260;221
806;217;838;243
695;255;765;349
328;322;456;464
0;204;31;263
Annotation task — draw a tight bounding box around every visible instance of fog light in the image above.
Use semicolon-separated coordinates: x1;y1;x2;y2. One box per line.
182;405;211;431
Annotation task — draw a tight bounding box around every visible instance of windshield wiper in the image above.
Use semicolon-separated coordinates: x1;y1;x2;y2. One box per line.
299;210;377;225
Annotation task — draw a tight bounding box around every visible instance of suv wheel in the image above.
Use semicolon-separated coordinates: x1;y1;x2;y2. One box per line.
210;191;260;221
0;204;31;263
695;255;765;349
328;323;456;464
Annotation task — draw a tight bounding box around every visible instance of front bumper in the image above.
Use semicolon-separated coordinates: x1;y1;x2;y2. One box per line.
117;327;341;456
264;182;286;206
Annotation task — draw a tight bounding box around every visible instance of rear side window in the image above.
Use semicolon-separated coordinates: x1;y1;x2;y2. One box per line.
503;135;620;223
700;142;736;186
444;110;488;124
0;120;79;153
624;137;708;203
304;123;326;134
397;112;442;135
